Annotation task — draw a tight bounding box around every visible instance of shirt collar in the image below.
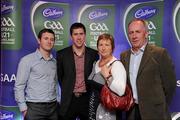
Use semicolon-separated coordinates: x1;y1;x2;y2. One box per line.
36;49;54;61
131;42;147;55
73;47;85;57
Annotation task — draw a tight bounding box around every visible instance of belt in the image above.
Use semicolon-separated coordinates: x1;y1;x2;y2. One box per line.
27;101;56;105
74;92;86;97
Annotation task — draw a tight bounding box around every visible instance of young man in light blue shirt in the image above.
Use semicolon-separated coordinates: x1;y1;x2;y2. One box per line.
14;28;58;120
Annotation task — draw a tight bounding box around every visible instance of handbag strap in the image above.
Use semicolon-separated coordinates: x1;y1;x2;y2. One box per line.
104;60;120;85
89;60;120;82
109;60;119;67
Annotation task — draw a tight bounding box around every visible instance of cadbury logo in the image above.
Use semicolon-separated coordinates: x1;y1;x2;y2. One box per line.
134;6;158;19
43;7;64;19
89;9;109;20
1;2;14;14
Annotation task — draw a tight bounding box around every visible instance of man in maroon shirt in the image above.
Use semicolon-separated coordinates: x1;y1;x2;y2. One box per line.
56;22;98;120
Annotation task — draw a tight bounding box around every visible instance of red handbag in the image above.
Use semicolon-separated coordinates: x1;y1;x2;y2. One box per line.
100;84;134;111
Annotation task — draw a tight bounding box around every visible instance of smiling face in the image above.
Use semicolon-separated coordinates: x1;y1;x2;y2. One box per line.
38;32;55;52
71;28;86;49
98;38;113;59
128;20;148;52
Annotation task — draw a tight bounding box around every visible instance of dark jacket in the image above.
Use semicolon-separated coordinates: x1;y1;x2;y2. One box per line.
56;46;98;116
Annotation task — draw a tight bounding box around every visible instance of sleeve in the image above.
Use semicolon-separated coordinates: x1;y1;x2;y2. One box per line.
160;49;176;104
108;61;127;96
87;61;103;91
88;62;96;80
14;58;30;112
87;79;104;91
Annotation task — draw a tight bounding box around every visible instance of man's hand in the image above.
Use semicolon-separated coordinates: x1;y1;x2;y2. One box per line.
22;110;27;118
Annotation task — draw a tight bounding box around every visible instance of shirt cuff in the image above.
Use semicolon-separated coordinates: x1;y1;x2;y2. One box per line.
18;102;27;112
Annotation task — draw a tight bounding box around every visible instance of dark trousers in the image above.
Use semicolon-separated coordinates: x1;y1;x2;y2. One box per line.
126;104;142;120
116;110;123;120
25;102;58;120
59;93;89;120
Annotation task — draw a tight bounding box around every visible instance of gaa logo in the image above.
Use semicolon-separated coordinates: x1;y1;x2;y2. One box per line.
147;21;156;30
44;20;64;30
89;23;109;31
1;17;15;27
134;6;158;19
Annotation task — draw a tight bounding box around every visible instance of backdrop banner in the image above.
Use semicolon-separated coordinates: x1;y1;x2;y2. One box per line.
78;4;115;49
1;0;180;120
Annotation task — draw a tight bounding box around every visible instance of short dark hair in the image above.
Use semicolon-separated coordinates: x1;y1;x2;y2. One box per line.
97;33;115;52
70;22;86;36
38;28;55;39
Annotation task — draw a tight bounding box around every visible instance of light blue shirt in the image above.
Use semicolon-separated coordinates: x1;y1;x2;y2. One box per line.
129;44;146;103
14;49;57;111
